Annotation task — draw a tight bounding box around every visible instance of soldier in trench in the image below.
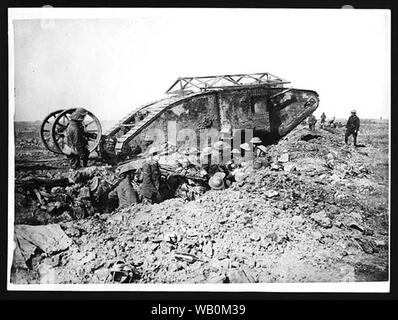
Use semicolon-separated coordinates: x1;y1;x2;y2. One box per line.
200;146;225;176
140;147;162;204
110;166;139;209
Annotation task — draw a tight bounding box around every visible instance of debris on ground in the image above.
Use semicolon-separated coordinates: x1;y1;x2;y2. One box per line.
13;224;72;269
11;120;389;283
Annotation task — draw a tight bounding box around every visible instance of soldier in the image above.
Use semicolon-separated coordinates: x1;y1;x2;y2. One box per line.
208;172;226;190
255;145;267;158
200;146;223;176
116;169;139;209
228;148;241;168
345;110;360;146
213;141;231;165
329;116;336;128
200;146;213;168
308;114;317;131
65;108;90;170
140;147;162;204
240;142;252;156
107;162;139;208
250;137;262;155
320;112;326;128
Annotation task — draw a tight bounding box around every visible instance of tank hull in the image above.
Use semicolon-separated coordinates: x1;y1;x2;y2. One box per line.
110;85;319;157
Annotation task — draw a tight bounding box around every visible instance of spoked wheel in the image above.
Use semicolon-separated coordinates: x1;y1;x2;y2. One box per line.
51;108;102;154
39;109;65;154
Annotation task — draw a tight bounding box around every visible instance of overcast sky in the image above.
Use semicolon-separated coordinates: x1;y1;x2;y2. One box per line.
10;9;390;123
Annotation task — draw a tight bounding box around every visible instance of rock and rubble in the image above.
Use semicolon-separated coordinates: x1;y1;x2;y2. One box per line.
11;120;389;284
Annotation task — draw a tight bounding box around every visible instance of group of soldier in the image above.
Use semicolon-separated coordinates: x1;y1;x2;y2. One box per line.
64;108;163;209
307;110;360;146
64;107;361;210
111;148;163;208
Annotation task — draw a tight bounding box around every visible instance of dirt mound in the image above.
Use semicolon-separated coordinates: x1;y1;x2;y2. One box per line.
11;122;389;284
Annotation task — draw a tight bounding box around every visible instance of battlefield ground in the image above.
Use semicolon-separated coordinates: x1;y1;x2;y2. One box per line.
11;119;389;284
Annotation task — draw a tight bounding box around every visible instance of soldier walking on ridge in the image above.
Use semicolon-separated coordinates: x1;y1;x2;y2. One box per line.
345;110;360;147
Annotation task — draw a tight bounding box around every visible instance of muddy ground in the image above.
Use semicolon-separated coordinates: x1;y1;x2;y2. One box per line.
11;119;389;284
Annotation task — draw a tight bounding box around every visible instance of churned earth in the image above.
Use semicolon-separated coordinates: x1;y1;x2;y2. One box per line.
11;119;389;284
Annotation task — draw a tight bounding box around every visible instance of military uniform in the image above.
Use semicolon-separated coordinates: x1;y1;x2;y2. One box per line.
345;114;360;146
320;113;326;124
308;115;317;131
115;177;138;208
66;119;89;170
140;159;162;204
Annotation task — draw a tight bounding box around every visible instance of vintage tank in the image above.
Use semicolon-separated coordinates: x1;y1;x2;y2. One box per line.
40;72;319;163
101;72;319;159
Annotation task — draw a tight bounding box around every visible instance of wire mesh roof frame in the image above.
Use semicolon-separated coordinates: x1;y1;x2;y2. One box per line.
165;72;290;94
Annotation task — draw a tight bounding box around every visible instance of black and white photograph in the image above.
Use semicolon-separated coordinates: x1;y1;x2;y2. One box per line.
8;7;390;291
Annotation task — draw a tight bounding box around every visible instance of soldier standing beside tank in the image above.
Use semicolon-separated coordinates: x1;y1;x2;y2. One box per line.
140;147;162;204
320;112;326;128
345;110;360;146
65;108;90;170
308;114;317;131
